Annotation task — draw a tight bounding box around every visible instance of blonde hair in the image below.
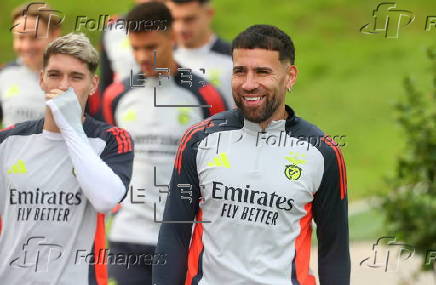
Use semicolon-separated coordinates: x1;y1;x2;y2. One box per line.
43;33;99;73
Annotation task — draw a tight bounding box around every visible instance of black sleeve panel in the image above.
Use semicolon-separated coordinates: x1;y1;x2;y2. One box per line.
152;121;206;285
99;127;134;201
313;139;350;285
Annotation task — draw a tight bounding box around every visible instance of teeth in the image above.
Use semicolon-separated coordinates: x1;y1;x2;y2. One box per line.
245;97;261;101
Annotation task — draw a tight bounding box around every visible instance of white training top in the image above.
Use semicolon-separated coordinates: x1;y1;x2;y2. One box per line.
0;59;45;127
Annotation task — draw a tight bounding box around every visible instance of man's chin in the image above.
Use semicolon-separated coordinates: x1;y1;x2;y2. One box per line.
240;108;267;124
22;59;39;71
141;69;156;77
180;37;195;48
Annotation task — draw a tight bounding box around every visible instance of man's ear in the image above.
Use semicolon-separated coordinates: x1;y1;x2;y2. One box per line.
206;6;215;20
90;74;99;95
286;65;298;89
39;70;45;89
168;29;176;44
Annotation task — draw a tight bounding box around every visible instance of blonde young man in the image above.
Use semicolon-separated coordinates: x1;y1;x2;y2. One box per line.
0;33;134;285
0;2;61;127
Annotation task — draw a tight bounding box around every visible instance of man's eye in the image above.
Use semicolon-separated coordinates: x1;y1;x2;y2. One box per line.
73;76;83;80
185;17;196;24
48;74;59;78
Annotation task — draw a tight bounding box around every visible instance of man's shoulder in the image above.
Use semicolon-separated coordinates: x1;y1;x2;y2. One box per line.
104;76;132;99
84;115;128;139
84;115;133;152
290;116;325;138
102;14;127;34
210;37;232;56
289;115;344;159
0;60;23;76
174;67;229;116
181;108;243;145
174;109;242;174
101;76;133;124
0;119;43;144
175;69;216;93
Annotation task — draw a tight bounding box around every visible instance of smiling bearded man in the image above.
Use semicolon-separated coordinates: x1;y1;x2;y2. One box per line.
153;25;350;285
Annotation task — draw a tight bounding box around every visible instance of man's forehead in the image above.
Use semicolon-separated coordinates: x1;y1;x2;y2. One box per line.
168;1;202;12
129;31;166;42
45;54;88;72
232;48;281;66
12;15;47;34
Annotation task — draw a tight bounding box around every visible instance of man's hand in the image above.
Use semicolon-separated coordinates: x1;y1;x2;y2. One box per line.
46;88;84;135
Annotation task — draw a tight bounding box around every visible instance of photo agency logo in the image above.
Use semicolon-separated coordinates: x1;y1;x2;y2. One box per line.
361;2;415;38
75;248;167;268
9;236;63;272
9;2;65;38
361;2;436;38
74;15;168;33
360;236;415;272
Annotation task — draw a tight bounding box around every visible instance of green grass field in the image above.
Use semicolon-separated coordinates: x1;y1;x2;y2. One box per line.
1;0;435;202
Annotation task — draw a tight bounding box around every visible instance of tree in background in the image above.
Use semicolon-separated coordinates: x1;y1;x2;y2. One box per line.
382;47;436;280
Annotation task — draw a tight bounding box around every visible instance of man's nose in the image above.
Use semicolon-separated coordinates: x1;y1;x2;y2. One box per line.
138;50;153;63
241;73;259;91
58;77;70;91
174;21;184;33
20;37;33;52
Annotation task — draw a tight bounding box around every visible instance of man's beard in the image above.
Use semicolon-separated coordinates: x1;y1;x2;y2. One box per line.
234;93;281;124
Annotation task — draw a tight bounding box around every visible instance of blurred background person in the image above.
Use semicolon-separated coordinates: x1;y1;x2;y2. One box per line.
167;0;234;106
102;2;228;284
0;2;61;128
98;0;165;100
93;0;165;120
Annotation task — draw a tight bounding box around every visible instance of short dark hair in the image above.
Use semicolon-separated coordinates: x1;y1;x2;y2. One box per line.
232;25;295;64
126;2;173;33
168;0;210;4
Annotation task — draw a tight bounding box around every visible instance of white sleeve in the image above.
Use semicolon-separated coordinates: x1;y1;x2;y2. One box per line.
0;156;4;216
46;88;126;213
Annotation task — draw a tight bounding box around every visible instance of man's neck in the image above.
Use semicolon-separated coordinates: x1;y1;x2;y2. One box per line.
259;105;288;130
168;60;179;76
23;59;42;73
29;65;42;73
184;31;214;49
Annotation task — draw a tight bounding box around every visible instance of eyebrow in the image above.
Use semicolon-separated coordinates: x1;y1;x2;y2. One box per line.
132;43;158;50
70;71;85;77
255;67;273;71
46;70;86;77
233;66;273;71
